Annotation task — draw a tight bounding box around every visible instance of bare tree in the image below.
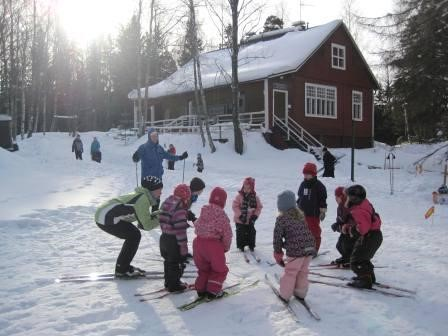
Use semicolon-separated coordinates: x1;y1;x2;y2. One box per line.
143;0;155;122
206;0;264;154
136;0;144;134
185;0;216;152
342;0;360;42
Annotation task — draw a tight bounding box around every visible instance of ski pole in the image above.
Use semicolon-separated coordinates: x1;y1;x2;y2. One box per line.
135;162;139;187
182;159;186;183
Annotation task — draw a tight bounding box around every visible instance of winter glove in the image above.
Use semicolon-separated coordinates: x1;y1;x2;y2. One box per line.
273;251;285;267
132;152;139;163
319;208;327;221
238;214;246;223
331;222;341;232
180;151;188;160
187;210;197;223
249;215;258;226
180;254;189;265
341;223;351;235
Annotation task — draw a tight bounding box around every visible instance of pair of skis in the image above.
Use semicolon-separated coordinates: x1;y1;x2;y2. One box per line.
241;249;261;263
177;280;260;311
308;272;416;298
55;270;196;283
264;273;320;323
135;283;197;301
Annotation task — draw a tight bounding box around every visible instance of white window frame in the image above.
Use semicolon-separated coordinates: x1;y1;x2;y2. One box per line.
304;83;337;119
352;90;363;121
331;43;346;70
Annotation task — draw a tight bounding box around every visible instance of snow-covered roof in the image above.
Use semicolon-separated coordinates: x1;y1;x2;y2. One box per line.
0;114;12;121
129;20;344;100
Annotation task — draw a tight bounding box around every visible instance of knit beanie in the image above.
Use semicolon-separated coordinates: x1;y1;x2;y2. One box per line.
141;176;163;191
174;184;191;202
277;190;297;212
190;177;205;193
241;177;255;193
335;186;347;203
302;162;317;176
209;187;227;209
147;128;156;138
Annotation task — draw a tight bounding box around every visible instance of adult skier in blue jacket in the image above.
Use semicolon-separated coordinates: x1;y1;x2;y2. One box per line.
132;128;188;182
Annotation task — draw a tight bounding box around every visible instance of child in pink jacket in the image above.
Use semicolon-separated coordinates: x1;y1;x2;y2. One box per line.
232;177;263;252
193;187;233;299
273;190;315;301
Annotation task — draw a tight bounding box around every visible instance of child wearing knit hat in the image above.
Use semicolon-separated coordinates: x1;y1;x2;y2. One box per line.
297;162;327;253
232;177;263;252
273;190;315;302
193;187;233;299
159;184;192;292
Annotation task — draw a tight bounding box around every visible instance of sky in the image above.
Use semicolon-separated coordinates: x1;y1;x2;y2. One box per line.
57;0;394;45
56;0;395;79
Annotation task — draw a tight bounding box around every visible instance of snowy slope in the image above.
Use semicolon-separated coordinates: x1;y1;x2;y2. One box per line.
0;131;447;336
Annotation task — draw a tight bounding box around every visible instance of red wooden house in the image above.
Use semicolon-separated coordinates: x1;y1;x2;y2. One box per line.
129;20;379;149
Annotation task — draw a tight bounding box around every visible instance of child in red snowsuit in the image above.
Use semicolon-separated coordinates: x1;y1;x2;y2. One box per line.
193;187;233;299
232;177;263;252
297;162;327;253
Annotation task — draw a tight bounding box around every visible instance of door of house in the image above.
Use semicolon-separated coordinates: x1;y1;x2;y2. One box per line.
273;89;288;126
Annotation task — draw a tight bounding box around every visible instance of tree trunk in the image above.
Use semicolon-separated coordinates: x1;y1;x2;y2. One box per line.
42;92;46;134
230;0;243;154
196;57;216;153
136;0;143;135
193;58;206;147
143;0;155;119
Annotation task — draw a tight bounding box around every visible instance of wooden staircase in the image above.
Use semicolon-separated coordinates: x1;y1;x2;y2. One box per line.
272;115;324;161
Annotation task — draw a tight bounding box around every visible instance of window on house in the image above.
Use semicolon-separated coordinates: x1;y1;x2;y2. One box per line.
331;43;346;70
305;83;337;119
352;90;363;121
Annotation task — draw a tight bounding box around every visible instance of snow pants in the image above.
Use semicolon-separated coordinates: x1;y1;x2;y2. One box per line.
279;256;312;300
322;166;335;178
193;237;228;295
350;230;383;278
336;233;358;262
235;223;256;250
305;216;321;253
167;161;175;170
96;220;141;273
91;152;101;163
159;233;186;291
75;151;82;160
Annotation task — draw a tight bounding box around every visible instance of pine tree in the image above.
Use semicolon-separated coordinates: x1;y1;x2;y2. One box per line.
263;15;284;32
390;0;448;141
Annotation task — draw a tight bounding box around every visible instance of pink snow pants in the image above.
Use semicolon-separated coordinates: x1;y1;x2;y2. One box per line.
279;256;312;300
193;237;229;294
305;216;321;253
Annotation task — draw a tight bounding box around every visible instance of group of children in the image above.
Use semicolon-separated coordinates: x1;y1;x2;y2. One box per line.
94;161;383;304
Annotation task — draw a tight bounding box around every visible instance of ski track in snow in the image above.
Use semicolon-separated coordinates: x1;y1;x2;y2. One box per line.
0;132;447;336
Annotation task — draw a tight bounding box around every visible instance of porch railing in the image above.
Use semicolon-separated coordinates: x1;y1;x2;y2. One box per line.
145;111;265;132
273;115;323;154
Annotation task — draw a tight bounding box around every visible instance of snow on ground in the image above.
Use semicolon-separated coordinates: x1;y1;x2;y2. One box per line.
0;131;447;336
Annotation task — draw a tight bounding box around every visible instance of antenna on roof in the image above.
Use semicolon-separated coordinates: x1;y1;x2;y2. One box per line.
298;0;313;22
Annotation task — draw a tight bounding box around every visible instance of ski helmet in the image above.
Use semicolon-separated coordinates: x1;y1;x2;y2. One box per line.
346;185;366;204
142;176;163;191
